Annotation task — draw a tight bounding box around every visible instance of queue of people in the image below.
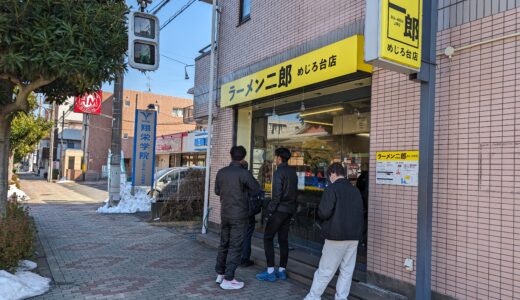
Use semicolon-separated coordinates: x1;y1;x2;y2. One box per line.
214;146;364;300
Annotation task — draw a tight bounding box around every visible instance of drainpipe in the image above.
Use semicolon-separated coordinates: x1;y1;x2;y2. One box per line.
201;0;218;234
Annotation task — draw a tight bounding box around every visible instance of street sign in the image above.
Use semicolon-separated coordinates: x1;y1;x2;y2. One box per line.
129;11;160;71
364;0;423;73
74;91;102;115
132;109;158;187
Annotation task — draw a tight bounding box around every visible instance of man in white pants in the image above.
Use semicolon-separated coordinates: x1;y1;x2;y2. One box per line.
304;163;364;300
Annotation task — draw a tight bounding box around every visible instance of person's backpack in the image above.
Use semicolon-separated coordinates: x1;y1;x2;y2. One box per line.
249;190;265;216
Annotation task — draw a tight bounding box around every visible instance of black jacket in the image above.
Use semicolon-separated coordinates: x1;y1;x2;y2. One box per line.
318;178;363;241
268;162;298;214
215;161;260;220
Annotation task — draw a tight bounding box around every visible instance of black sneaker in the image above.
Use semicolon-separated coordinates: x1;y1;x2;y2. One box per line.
240;260;254;267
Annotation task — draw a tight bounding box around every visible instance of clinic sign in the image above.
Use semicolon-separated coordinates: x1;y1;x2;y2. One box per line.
365;0;422;73
132;109;157;187
74;91;102;115
376;151;419;186
220;35;372;107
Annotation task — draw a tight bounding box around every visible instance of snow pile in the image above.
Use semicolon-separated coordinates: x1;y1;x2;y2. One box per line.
56;179;73;184
97;180;152;213
0;260;50;300
7;185;29;201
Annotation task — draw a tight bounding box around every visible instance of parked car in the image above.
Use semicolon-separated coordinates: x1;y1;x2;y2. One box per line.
150;166;205;201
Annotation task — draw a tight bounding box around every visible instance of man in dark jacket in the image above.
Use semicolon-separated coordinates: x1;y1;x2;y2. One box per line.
215;146;260;290
256;147;298;282
304;163;363;300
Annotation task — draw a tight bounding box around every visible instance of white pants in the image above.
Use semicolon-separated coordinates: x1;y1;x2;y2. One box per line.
304;240;358;300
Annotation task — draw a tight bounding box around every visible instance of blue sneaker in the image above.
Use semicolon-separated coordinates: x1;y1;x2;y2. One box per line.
256;271;277;282
276;269;287;280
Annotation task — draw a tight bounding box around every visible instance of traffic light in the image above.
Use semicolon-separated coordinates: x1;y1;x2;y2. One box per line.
129;11;160;71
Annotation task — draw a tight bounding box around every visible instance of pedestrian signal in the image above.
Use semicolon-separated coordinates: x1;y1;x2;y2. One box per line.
129;11;160;71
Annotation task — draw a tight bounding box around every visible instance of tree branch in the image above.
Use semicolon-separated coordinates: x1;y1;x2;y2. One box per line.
2;76;56;114
0;74;22;86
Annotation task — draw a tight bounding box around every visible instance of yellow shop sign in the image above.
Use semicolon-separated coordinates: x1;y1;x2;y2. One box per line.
220;35;372;107
376;151;419;161
365;0;423;73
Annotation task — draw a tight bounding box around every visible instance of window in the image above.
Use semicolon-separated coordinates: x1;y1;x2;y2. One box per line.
125;100;131;107
67;142;75;149
239;0;251;23
123;133;129;139
172;108;183;117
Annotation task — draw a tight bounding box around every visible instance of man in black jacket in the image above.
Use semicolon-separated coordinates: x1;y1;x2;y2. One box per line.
215;146;260;290
304;163;363;300
256;147;298;282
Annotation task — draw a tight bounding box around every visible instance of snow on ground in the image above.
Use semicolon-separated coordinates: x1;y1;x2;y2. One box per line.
97;180;152;213
0;260;50;300
7;185;29;201
56;179;73;184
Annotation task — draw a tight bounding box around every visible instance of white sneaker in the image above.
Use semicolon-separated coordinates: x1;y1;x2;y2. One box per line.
215;274;224;284
220;279;244;290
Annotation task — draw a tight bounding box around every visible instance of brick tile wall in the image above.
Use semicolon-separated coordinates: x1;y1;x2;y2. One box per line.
370;7;520;299
88;90;194;177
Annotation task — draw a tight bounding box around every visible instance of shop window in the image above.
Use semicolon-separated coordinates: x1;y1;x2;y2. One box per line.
250;96;371;254
239;0;251;24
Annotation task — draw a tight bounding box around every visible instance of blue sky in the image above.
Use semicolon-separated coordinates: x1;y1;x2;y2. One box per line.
101;0;212;98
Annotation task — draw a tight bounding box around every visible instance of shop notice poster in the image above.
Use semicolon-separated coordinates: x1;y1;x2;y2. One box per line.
376;151;419;186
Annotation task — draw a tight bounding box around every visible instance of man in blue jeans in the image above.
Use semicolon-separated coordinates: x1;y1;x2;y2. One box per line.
256;148;298;282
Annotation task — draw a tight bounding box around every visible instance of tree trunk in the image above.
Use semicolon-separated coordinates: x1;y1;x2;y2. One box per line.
0;114;11;216
8;152;14;182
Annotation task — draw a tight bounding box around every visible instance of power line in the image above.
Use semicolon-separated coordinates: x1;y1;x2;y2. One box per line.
149;0;171;14
161;54;190;66
160;0;197;30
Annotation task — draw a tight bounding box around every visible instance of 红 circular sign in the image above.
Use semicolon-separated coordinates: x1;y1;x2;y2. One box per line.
74;91;102;115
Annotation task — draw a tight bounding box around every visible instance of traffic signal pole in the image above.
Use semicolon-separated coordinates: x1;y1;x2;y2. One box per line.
108;61;124;207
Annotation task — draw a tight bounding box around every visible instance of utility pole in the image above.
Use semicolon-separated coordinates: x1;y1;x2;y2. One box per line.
60;111;65;179
108;60;124;207
202;0;218;234
415;1;438;299
47;102;55;182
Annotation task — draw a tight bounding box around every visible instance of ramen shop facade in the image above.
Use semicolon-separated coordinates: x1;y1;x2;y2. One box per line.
192;2;520;299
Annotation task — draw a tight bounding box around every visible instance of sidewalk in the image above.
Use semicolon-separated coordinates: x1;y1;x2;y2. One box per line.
22;177;327;299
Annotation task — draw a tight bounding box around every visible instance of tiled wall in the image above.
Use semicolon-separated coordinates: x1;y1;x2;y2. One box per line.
206;0;365;224
197;1;520;298
369;7;520;299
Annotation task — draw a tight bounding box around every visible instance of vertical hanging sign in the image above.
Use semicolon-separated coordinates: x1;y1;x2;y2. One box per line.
132;109;157;187
364;0;423;73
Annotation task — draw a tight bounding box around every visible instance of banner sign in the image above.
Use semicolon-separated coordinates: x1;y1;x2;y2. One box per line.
376;151;419;186
155;134;182;154
132;109;157;187
365;0;423;73
220;35;372;107
74;91;102;115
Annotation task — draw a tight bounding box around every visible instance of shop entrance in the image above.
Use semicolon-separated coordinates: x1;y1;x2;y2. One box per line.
241;78;371;276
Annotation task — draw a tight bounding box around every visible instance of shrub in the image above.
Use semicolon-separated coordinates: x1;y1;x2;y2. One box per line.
0;196;34;271
159;169;205;222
